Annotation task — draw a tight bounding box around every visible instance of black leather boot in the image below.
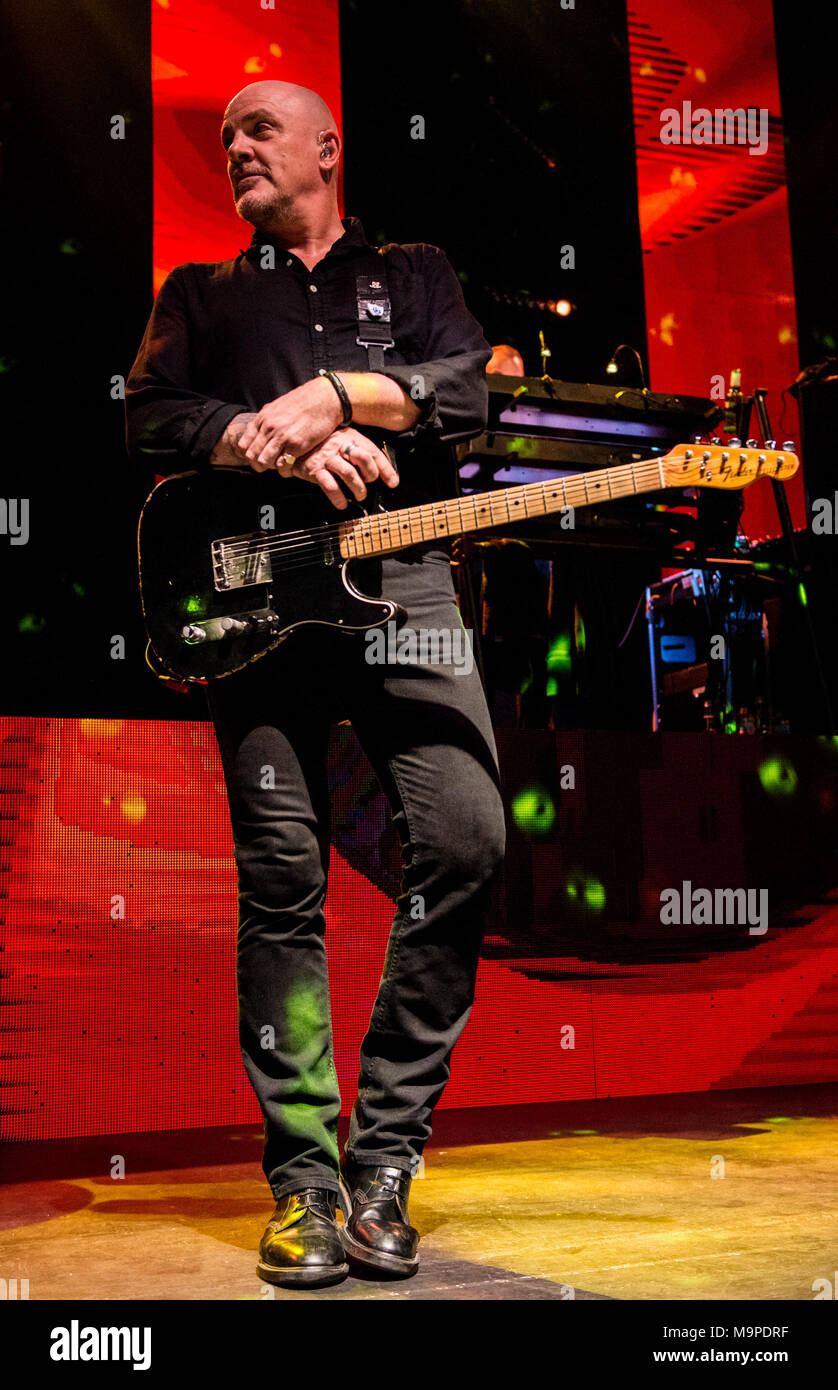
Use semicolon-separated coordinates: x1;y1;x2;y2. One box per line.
339;1157;420;1276
256;1188;349;1288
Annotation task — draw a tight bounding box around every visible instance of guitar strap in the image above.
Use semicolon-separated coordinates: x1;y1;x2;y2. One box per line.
354;251;395;370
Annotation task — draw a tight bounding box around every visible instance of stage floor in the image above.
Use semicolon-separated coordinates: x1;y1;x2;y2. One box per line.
1;1084;836;1301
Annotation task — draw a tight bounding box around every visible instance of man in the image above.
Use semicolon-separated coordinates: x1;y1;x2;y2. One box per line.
486;343;526;376
125;80;506;1288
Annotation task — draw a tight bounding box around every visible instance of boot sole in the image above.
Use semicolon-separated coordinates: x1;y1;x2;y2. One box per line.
339;1224;419;1276
256;1258;349;1288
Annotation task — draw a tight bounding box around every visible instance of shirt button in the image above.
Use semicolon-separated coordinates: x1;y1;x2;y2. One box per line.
314;323;323;332
309;284;318;292
286;258;293;267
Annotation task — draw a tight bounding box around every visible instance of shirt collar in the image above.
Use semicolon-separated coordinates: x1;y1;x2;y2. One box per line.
243;215;374;263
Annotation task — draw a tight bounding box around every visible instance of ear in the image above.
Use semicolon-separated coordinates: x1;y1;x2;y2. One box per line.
318;127;341;168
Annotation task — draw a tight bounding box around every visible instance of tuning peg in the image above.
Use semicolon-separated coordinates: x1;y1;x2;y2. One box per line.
692;434;703;444
765;439;776;449
782;440;796;451
710;436;720;445
746;438;759;449
728;436;741;448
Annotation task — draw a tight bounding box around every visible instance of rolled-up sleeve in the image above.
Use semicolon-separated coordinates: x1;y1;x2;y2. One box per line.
379;245;492;446
124;265;247;475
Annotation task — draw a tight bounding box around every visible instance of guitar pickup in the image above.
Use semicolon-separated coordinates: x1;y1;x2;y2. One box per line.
211;533;274;591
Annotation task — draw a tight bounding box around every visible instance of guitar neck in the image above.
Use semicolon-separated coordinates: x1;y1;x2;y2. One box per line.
338;454;669;560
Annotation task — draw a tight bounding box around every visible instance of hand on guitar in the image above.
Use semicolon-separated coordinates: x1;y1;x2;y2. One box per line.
278;427;399;510
235;377;345;469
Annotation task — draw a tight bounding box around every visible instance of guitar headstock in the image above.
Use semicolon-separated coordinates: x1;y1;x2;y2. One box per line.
661;439;799;490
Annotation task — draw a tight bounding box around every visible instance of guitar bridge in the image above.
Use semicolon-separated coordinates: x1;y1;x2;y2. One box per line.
211;533;274;591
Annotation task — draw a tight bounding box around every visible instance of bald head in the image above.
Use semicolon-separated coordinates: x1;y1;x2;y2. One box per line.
223;81;337;141
220;81;343;238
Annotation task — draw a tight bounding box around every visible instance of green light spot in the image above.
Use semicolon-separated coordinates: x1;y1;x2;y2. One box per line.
566;872;606;912
505;435;542;459
547;632;572;673
758;756;798;796
286;985;325;1053
545;676;558;697
797;582;808;607
584;880;606;910
18;613;46;634
182;594;204;615
512;785;556;834
764;1116;791;1124
72;582;85;598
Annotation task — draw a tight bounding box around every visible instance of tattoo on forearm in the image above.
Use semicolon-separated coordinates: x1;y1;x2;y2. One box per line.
229;412;257;445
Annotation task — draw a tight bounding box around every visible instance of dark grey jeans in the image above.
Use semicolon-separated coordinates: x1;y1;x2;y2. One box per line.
205;550;506;1205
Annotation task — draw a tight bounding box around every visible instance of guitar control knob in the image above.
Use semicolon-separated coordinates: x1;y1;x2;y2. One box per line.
220;617;249;635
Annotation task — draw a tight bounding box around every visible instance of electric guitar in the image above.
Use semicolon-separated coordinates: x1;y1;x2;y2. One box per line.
137;441;798;683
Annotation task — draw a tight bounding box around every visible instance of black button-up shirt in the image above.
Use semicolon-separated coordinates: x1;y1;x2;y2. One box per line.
124;216;492;517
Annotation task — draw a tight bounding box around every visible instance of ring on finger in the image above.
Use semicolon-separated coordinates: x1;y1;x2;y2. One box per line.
280;452;295;467
341;442;354;457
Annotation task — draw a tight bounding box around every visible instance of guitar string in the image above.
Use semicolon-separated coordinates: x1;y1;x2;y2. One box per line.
215;457;674;557
215;469;670;573
213;456;686;560
212;453;774;573
214;447;778;561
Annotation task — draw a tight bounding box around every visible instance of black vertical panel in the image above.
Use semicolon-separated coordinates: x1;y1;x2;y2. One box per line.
772;0;838;373
0;0;171;716
338;0;647;381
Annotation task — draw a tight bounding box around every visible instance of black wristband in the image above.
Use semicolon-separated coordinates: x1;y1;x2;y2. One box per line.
323;370;353;425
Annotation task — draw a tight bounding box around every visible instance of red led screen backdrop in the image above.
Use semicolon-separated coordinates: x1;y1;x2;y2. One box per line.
628;0;804;541
2;717;838;1143
152;0;343;289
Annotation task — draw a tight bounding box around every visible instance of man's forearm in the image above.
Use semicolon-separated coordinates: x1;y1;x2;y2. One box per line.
209;412;258;467
333;373;421;432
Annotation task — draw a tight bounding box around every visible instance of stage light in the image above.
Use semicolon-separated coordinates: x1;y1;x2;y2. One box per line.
605;343;647;386
555;299;572;317
566;872;607;911
546;633;572;674
511;785;557;834
758;756;798;797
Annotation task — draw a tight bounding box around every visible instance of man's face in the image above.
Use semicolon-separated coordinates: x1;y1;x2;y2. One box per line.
221;93;319;225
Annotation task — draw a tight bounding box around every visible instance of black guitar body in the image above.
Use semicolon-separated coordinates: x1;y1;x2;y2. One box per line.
138;469;401;681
